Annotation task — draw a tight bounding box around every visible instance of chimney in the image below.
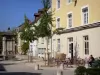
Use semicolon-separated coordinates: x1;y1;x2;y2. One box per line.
8;27;10;30
34;13;40;21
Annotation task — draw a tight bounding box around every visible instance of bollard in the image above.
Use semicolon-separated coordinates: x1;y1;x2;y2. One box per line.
34;64;39;70
85;63;89;68
85;60;89;68
57;70;63;75
59;63;64;70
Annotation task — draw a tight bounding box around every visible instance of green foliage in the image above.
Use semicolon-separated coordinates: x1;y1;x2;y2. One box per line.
74;66;86;75
34;0;54;38
75;66;100;75
20;15;37;42
86;68;100;75
53;28;64;35
92;59;100;68
41;0;51;9
21;42;29;55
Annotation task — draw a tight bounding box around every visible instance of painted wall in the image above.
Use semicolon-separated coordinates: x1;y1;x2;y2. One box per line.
29;40;38;56
52;0;100;29
17;32;23;54
52;27;100;58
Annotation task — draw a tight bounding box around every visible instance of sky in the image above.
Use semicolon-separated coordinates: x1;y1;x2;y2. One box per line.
0;0;43;31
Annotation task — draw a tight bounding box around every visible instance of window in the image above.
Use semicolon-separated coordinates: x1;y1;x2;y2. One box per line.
68;37;73;53
68;13;72;28
16;28;19;32
57;39;60;52
83;35;89;55
67;0;72;4
38;48;45;54
56;18;60;28
57;0;60;9
82;7;88;25
41;38;44;44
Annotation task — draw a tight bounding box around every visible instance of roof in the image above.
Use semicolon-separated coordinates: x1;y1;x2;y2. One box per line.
2;31;16;36
17;8;44;31
17;19;32;32
54;22;100;34
31;9;44;25
34;13;40;16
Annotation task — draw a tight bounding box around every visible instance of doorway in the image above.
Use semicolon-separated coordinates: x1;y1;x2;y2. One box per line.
68;37;73;64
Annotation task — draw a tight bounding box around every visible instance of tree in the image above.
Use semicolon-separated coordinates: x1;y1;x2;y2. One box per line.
74;40;79;64
21;41;29;55
20;15;37;43
20;15;37;62
35;0;54;65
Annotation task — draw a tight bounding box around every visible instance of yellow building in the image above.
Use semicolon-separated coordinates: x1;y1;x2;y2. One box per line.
51;0;100;59
16;24;24;54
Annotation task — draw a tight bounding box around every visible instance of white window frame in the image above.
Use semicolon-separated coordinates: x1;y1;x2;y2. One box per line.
68;37;73;53
83;35;89;55
81;5;89;25
67;12;73;28
56;0;60;10
56;17;60;28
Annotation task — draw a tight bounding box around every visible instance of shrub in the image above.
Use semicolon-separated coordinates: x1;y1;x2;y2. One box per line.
55;53;66;61
92;59;100;68
21;42;29;55
86;68;100;75
74;66;86;75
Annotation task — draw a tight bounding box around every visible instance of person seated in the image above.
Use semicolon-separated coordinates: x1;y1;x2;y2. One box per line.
88;55;95;67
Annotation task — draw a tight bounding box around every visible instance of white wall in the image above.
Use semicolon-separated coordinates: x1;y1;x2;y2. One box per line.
17;32;23;54
52;27;100;58
29;40;38;56
37;37;46;58
37;37;52;58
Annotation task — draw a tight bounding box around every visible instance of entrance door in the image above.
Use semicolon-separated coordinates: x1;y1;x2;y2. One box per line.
70;43;73;63
68;37;73;64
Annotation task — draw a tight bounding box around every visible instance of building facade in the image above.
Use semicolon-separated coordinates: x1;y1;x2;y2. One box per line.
32;10;52;58
51;0;100;59
29;10;47;58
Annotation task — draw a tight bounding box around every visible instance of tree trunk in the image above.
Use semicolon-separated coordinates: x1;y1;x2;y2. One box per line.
45;37;49;66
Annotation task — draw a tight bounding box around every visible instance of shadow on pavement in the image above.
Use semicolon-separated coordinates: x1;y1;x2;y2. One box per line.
0;72;41;75
12;58;26;61
0;63;17;66
0;64;42;75
0;64;6;71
